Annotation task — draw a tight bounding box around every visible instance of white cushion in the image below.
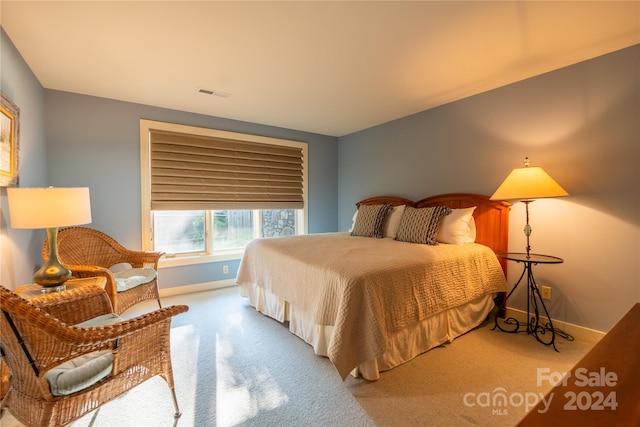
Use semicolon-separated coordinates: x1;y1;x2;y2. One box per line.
113;267;157;292
437;207;477;245
45;350;113;396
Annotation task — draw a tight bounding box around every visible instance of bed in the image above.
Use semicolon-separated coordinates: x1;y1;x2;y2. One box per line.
236;193;511;380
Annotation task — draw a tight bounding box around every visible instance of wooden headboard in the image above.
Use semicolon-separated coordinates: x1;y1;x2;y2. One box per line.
356;195;415;207
355;193;511;276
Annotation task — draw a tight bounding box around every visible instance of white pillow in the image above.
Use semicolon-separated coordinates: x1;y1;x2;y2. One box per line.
437;206;476;245
349;210;358;232
467;216;477;243
383;204;406;238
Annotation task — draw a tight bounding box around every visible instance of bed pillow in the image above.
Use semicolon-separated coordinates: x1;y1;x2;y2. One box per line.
351;204;393;238
437;206;477;245
468;216;477;243
348;209;358;232
383;204;406;239
395;205;451;245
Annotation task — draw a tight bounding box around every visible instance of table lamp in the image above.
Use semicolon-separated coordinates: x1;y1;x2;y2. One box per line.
490;158;568;258
7;187;92;290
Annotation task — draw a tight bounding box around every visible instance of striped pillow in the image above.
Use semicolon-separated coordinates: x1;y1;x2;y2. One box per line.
395;205;451;244
351;204;393;238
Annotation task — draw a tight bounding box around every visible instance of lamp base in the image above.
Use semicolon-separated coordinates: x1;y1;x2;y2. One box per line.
39;284;67;293
33;227;72;287
33;262;72;287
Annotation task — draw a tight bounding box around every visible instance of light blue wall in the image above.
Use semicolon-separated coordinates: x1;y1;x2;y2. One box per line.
338;46;639;229
44;90;338;289
339;45;640;332
0;28;48;287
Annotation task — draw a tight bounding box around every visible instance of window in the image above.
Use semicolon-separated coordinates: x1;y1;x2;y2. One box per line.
152;208;299;255
140;120;308;264
153;210;206;253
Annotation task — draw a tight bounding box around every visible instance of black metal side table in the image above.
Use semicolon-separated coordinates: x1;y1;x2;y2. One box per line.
493;252;563;351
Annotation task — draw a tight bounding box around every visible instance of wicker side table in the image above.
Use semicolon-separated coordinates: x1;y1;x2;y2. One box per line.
14;276;106;300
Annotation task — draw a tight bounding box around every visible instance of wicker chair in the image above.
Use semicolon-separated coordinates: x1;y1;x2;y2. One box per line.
42;227;164;314
0;283;188;427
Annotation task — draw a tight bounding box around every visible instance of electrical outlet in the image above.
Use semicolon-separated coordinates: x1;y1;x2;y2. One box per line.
223;265;229;274
541;285;552;300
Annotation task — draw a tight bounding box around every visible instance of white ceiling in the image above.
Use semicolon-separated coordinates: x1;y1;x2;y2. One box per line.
2;1;638;137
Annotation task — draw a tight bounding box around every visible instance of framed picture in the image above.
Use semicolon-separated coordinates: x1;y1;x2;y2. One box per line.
1;92;20;187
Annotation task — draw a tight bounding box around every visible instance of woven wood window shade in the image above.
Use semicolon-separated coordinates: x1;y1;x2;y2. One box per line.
150;130;304;210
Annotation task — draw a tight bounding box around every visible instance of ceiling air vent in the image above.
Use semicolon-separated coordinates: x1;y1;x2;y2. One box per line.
198;88;231;98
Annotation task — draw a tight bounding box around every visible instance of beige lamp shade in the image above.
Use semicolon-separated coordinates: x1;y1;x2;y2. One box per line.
7;187;92;229
490;166;568;201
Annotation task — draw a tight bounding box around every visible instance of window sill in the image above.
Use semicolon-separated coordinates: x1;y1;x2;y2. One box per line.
158;250;243;269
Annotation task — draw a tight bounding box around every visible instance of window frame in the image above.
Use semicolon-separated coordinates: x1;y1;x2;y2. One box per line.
140;119;308;267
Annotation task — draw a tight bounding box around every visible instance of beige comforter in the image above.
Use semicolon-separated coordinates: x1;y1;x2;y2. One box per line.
236;232;507;379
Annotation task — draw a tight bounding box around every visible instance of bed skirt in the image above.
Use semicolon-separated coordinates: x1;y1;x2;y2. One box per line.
239;282;495;381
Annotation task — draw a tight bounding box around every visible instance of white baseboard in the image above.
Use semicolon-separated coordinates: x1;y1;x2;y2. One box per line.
159;279;237;298
504;307;605;344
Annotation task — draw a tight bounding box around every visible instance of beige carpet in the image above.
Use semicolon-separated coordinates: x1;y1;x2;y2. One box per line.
2;286;597;427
